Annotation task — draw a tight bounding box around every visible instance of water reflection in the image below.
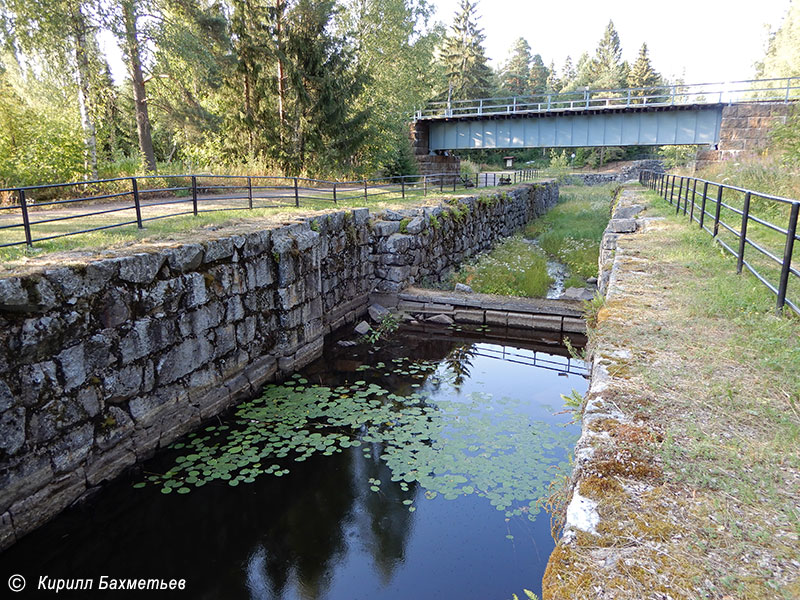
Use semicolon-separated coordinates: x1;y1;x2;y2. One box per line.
1;325;587;600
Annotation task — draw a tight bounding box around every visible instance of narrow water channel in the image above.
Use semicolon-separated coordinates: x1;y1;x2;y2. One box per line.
2;324;588;599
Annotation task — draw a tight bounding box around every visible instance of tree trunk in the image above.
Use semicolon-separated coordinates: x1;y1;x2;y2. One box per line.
276;0;286;170
69;2;98;179
121;0;157;173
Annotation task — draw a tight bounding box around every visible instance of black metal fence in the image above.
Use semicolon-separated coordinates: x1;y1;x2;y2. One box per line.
0;170;539;249
639;170;799;316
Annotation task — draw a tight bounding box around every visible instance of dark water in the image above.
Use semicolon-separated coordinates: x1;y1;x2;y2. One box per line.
2;324;588;599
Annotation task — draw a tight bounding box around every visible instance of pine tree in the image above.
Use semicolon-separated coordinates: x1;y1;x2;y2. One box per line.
546;60;560;93
591;20;626;90
500;37;531;96
628;43;662;102
528;53;548;98
440;0;493;100
561;55;576;87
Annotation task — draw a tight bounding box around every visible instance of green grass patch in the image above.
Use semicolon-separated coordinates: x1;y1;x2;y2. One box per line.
524;184;617;281
450;235;552;297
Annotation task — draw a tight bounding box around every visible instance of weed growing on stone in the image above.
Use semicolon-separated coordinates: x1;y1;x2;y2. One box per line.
450;235;552;297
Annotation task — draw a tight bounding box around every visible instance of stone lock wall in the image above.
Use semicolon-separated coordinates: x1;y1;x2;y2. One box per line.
370;184;558;294
0;181;556;550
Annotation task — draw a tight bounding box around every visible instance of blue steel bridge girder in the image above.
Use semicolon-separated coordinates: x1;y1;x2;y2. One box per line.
426;105;723;151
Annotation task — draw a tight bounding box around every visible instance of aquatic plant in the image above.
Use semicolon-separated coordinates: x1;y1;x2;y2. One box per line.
137;357;578;519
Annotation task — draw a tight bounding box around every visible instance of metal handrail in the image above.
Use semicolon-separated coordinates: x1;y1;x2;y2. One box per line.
639;170;800;316
415;77;800;120
0;169;541;250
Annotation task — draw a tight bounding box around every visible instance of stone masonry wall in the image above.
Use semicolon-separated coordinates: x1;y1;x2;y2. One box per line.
696;101;793;169
0;181;557;550
369;183;558;294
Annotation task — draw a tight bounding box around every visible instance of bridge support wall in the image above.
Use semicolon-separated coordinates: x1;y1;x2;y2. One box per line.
409;120;460;182
696;102;793;169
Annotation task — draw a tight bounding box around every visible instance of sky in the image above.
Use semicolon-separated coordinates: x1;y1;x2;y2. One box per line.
429;0;792;84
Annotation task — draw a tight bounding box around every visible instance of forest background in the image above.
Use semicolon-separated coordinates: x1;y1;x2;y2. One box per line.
1;0;799;189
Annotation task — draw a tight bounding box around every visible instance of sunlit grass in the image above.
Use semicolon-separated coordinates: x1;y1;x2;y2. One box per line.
524;184;616;281
449;235;552;297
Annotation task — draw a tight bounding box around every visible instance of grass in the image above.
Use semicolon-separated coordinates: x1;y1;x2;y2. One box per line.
0;182;516;274
524;184;618;283
544;184;800;599
648;178;800;315
449;235;553;297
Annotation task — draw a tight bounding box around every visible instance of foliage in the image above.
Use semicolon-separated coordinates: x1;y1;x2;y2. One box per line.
0;57;86;188
439;0;493;100
755;1;800;81
658;145;697;168
627;43;663;100
499;37;531;96
450;235;552;297
510;590;539;600
769;106;800;168
362;312;400;343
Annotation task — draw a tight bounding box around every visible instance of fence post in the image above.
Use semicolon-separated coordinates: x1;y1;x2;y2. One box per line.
333;183;337;204
423;175;427;196
364;179;368;201
475;173;478;188
401;178;405;199
440;175;443;193
689;179;697;221
131;178;143;229
776;202;799;312
18;189;33;247
514;172;517;185
713;186;723;236
682;177;689;215
294;177;299;207
453;173;456;192
699;181;709;229
669;176;676;204
191;176;198;216
676;177;683;214
247;176;253;209
736;192;751;274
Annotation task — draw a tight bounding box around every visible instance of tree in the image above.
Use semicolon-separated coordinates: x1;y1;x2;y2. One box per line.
546;60;560;93
2;0;101;178
627;43;662;102
499;37;530;96
591;20;626;90
561;55;576;86
282;0;370;174
756;1;800;79
338;0;443;175
118;0;157;172
528;53;548;98
440;0;493;100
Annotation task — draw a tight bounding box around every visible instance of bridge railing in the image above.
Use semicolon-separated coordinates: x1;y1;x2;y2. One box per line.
639;170;800;316
0;170;541;250
416;77;800;120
